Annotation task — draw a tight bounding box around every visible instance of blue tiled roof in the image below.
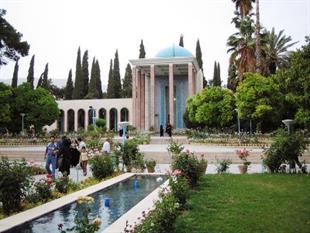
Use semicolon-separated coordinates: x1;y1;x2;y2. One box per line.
155;45;193;58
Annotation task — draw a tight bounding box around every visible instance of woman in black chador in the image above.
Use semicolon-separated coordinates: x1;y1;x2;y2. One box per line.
160;124;164;137
58;138;72;176
166;123;172;137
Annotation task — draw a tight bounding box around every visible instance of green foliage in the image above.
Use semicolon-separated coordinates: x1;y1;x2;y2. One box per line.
0;9;30;66
82;50;89;98
32;178;53;202
107;50;122;98
195;39;207;88
55;175;69;193
133;194;179;233
27;55;35;89
139;39;146;58
89;156;114;180
107;59;114;98
65;69;73;100
8;83;59;133
167;139;184;155
95;118;106;129
216;158;232;173
236;73;282;132
0;83;13;128
263;129;307;173
212;61;221;87
145;159;156;172
72;47;84;99
86;58;102;99
169;176;190;207
122;63;132;98
37;63;49;90
11;60;18;88
171;151;204;187
0;157;33;214
187;87;235;128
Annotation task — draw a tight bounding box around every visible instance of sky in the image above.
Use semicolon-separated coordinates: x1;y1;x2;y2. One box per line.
0;0;309;88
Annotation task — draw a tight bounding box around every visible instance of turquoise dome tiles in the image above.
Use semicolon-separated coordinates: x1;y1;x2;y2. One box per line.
155;45;193;58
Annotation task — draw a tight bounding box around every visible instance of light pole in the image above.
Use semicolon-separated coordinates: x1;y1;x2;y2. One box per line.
89;106;96;131
20;113;25;135
282;119;294;134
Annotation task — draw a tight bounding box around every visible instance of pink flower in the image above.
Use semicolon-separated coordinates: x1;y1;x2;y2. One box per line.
172;169;182;176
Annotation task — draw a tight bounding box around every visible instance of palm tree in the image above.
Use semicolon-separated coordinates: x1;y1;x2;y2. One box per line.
255;0;262;73
232;0;255;18
227;14;256;81
263;28;297;75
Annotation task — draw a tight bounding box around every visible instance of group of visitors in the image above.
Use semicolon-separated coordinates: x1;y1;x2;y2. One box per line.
159;123;172;137
45;136;111;178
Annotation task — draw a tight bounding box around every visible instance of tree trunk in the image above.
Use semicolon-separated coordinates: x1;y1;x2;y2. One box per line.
255;0;262;73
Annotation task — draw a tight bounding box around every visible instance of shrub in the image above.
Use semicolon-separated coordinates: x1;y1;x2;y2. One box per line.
216;158;232;173
145;159;156;173
169;176;190;207
133;193;179;233
34;178;53;201
171;151;202;187
263;129;307;173
167;140;184;155
55;175;70;194
0;157;33;214
89;156;114;179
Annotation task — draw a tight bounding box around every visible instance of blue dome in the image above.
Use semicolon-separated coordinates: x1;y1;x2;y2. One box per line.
155;45;193;58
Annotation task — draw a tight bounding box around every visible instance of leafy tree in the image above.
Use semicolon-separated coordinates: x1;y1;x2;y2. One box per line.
65;69;73;99
139;39;146;58
86;58;102;99
72;47;83;99
236;72;283;132
107;59;114;98
217;62;221;85
195;39;207;87
275;36;310;129
36;63;49;90
107;50;122;98
0;83;13;129
122;63;132;98
11;60;19;88
82;50;89;98
8;83;59;133
49;84;64;100
227;63;238;91
179;34;184;47
27;55;35;89
187;87;236;128
0;9;30;66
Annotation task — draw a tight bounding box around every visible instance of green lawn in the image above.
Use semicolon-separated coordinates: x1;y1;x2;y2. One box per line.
175;174;310;233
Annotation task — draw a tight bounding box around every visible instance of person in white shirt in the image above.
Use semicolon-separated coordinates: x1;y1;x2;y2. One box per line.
77;137;86;151
102;138;111;155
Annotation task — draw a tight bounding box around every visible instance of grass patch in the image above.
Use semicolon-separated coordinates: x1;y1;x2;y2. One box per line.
175;174;310;233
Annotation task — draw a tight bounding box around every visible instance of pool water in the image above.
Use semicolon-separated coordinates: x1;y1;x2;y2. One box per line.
6;175;167;233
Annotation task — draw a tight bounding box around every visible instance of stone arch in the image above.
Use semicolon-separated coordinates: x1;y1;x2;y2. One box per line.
120;108;129;122
88;109;93;126
57;110;64;133
99;108;107;127
67;109;75;132
78;109;85;130
109;108;118;131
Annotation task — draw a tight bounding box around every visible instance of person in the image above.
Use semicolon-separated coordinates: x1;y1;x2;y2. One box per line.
166;123;172;137
80;146;89;176
58;138;72;176
45;136;58;178
160;124;164;137
102;138;111;155
77;137;86;151
70;140;80;167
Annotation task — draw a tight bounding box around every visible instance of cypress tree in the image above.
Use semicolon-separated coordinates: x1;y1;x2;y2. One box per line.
113;50;122;98
213;61;221;87
37;72;44;88
122;63;132;98
82;50;89;98
65;69;73;99
139;39;146;58
217;62;221;86
27;55;35;89
11;60;19;88
86;58;96;99
72;47;83;99
195;39;207;87
212;61;218;86
95;59;103;98
41;63;49;89
107;59;114;98
179;34;184;47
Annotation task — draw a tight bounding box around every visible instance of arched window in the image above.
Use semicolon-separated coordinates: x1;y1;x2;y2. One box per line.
58;110;64;133
67;109;75;132
78;109;85;130
109;108;118;131
120;108;129;122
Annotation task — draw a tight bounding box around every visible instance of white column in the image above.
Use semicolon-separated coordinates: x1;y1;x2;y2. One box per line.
136;68;141;130
106;109;110;130
145;74;150;131
74;110;78;132
188;63;193;97
169;63;174;126
118;108;121;124
85;109;89;131
150;65;155;129
132;66;136;128
64;110;67;133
